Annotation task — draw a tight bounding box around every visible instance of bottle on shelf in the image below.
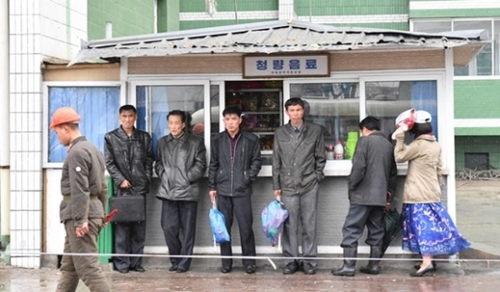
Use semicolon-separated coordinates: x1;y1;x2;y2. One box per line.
326;144;335;160
334;141;344;160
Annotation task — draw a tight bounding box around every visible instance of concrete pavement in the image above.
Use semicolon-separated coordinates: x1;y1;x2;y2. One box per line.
1;259;500;292
0;180;499;291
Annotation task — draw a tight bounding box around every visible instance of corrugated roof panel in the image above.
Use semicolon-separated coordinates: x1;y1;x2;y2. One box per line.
69;20;488;65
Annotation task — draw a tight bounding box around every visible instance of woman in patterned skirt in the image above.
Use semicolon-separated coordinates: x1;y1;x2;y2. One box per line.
394;110;470;277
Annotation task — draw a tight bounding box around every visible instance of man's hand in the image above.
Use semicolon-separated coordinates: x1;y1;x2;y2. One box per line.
75;221;89;237
274;189;282;198
385;191;392;212
209;190;217;200
120;180;131;189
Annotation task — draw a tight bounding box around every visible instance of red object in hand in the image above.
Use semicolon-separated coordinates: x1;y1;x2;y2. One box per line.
395;108;416;131
105;209;118;223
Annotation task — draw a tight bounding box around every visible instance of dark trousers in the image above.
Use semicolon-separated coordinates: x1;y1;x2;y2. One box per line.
160;199;198;269
57;218;110;292
218;195;256;268
113;220;146;270
340;204;385;248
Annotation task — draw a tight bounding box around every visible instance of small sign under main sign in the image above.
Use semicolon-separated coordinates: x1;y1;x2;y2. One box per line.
243;55;330;78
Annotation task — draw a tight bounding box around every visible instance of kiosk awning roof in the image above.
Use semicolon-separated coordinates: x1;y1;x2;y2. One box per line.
69;20;488;66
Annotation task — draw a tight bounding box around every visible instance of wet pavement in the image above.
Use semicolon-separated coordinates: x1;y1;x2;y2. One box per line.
1;259;500;292
1;181;499;291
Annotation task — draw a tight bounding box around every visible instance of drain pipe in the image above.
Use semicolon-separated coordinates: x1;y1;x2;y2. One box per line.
0;0;10;251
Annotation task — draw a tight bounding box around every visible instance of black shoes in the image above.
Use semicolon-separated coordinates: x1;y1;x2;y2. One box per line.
301;262;316;275
283;262;299;275
220;266;232;274
359;264;380;275
177;266;188;273
331;264;356;277
130;266;145;273
332;248;357;277
169;265;178;272
245;265;257;274
359;246;381;275
219;265;254;274
410;263;435;277
414;261;437;271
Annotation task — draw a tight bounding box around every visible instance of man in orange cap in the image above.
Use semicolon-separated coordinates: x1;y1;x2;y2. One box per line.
50;107;111;292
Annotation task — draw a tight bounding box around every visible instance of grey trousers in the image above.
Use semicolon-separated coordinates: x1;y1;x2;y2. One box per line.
56;218;110;292
340;204;385;248
281;182;319;266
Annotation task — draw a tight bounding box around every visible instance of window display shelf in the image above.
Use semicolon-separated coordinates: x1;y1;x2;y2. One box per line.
226;88;283;153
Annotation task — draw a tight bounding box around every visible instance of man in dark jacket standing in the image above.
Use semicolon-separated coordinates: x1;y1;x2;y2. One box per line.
332;116;397;277
50;107;110;292
273;98;326;275
208;106;262;274
104;105;153;273
155;110;207;273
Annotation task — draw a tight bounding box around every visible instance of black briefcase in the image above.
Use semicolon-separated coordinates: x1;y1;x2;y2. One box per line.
108;195;145;223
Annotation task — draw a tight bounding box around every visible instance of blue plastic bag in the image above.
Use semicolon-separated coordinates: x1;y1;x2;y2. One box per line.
209;203;230;244
261;199;289;246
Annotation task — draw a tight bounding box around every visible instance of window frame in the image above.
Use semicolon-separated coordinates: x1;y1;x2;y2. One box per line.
284;70;446;173
411;18;498;76
129;79;211;161
43;81;125;168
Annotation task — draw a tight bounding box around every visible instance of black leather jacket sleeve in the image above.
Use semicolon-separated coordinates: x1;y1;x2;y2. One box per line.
187;139;207;183
208;135;219;191
248;134;262;182
104;134;126;186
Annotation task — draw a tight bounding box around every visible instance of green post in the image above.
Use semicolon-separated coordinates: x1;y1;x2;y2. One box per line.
98;176;114;264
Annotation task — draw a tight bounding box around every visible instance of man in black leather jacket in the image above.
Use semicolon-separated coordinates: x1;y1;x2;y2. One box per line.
104;105;153;273
208;106;262;274
155;110;207;273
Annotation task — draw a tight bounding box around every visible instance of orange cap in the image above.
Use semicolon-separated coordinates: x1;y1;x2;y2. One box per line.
49;107;81;129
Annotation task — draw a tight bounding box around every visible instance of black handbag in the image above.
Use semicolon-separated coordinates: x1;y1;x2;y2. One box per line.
108;193;145;223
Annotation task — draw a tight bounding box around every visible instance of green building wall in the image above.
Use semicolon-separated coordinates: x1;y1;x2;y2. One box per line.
455;136;500;170
177;0;278;30
409;0;500;18
295;0;409;16
88;0;156;40
455;80;500;121
454;79;500;170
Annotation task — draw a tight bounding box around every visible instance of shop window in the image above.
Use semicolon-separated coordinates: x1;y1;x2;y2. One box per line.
47;86;120;163
136;85;205;158
225;81;284;165
365;80;438;139
465;153;490;170
413;19;496;76
290;82;360;159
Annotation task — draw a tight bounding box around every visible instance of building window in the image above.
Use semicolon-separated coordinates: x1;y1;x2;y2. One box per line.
289;79;438;160
291;82;360;152
465;153;490;170
413;19;498;76
136;85;205;158
47;86;120;163
365;80;438;138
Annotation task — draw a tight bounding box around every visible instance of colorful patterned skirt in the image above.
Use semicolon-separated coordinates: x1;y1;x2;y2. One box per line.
402;202;470;255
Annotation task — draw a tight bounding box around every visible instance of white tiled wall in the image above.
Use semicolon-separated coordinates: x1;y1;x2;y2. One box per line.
279;0;295;20
8;0;87;268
